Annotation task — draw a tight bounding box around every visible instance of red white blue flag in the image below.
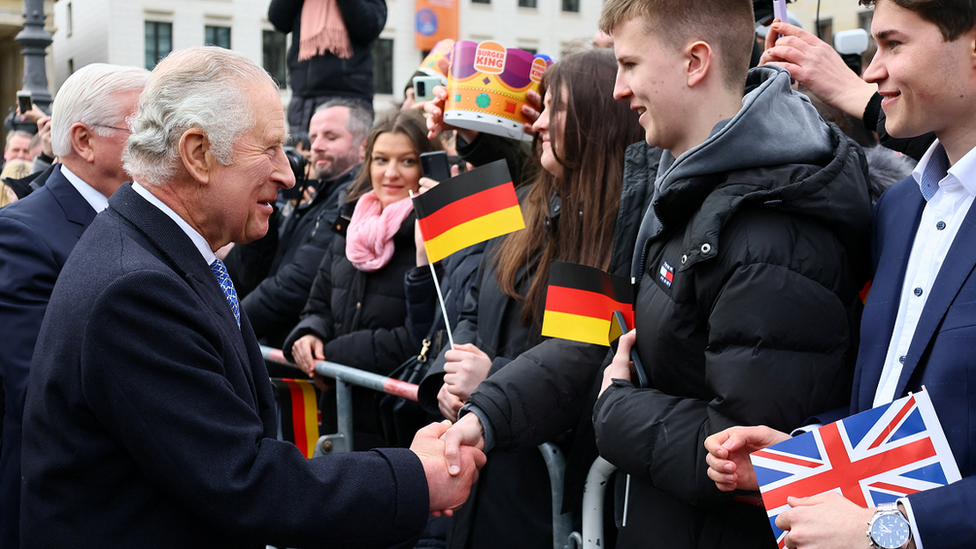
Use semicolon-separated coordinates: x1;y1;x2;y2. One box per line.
750;391;960;548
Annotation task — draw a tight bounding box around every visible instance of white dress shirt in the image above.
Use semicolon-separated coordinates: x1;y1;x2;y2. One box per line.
61;165;110;213
874;141;976;407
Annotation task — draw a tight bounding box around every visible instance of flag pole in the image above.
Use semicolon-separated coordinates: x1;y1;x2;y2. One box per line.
410;190;455;349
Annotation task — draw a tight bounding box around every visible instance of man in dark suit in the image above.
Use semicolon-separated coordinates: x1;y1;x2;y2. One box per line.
20;46;483;548
704;1;976;548
0;63;148;549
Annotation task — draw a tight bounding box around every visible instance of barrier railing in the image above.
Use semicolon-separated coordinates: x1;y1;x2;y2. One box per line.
261;345;597;549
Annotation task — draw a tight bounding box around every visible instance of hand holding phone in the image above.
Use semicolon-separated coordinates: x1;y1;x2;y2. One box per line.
16;91;32;116
413;76;443;104
420;151;451;182
772;0;788;39
609;310;648;388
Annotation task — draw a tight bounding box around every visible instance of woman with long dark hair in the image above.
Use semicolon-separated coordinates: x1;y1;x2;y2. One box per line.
418;48;648;549
284;109;441;448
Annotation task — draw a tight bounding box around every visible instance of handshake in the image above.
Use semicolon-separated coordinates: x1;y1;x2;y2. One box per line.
409;416;490;516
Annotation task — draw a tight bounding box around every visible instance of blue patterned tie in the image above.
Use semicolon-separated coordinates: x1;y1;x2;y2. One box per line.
210;258;240;328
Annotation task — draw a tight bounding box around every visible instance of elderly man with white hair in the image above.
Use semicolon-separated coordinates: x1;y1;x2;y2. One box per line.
20;47;484;549
0;62;148;549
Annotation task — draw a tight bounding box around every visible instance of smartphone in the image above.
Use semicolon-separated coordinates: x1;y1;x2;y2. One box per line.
16;91;31;115
773;0;788;35
413;76;441;103
608;310;648;388
420;151;451;182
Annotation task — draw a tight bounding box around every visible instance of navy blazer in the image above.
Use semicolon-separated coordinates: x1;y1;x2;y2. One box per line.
21;183;428;548
852;175;976;548
0;166;95;549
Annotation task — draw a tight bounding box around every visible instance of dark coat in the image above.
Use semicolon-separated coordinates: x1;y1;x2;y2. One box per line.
20;183;429;548
268;0;386;103
593;121;872;548
240;169;357;348
0;166;96;549
284;200;418;436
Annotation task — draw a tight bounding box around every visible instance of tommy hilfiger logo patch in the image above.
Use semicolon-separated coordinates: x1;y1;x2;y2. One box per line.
659;260;674;288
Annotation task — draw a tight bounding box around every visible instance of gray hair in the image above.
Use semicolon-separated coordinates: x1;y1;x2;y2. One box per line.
50;64;149;157
123;47;277;186
316;98;372;144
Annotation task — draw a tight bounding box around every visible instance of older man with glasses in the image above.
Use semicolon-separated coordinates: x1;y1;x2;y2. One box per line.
0;63;148;549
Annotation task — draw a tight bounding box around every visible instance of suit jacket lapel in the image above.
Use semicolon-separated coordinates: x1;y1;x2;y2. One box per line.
46;166;97;235
896;199;976;398
855;183;924;411
108;183;260;404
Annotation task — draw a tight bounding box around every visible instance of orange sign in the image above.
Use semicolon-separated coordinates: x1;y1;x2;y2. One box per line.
415;0;458;51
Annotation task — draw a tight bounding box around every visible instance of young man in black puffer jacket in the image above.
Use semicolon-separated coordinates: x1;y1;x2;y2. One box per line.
585;0;874;547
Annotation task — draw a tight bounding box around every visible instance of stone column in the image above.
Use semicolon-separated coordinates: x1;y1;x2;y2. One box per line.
16;0;52;114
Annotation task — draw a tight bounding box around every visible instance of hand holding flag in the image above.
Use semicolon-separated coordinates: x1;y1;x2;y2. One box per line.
748;391;959;548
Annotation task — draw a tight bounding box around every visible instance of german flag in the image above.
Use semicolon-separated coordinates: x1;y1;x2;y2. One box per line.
271;378;319;458
541;261;634;346
413;159;524;263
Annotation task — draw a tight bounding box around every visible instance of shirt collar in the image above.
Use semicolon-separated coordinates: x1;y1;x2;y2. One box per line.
131;181;216;265
60;165;110;212
912;139;976;200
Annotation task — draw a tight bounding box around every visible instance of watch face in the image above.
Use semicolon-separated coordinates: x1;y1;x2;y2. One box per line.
870;513;911;549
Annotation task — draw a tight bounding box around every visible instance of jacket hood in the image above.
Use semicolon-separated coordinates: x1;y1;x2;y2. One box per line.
633;65;872;280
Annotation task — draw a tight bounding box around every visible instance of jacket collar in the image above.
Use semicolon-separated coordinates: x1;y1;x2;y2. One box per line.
45;164;98;227
107;182;258;397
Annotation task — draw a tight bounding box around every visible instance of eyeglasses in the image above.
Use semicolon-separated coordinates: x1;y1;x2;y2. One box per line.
91;123;131;133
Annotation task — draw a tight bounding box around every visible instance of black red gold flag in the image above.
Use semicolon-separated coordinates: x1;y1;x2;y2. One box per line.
541;261;634;346
412;159;524;263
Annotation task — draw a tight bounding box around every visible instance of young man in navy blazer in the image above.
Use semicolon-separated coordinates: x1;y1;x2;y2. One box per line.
706;1;976;548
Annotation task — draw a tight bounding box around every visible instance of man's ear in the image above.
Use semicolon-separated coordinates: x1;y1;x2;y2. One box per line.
70;123;96;163
686;40;714;88
179;128;213;185
357;139;367;163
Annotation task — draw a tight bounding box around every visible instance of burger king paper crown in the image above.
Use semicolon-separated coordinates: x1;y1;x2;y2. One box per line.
419;39;454;83
445;41;553;142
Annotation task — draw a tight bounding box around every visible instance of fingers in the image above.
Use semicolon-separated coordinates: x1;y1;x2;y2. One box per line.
442;426;464;475
771;21;817;44
437;383;462;421
763;18;780;52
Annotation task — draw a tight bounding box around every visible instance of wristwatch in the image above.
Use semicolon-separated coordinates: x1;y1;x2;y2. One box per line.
867;502;913;549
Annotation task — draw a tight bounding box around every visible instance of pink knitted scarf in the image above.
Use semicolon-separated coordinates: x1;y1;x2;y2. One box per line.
298;0;352;62
345;191;414;272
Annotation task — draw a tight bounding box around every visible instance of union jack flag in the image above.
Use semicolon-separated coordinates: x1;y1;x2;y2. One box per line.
750;391;960;548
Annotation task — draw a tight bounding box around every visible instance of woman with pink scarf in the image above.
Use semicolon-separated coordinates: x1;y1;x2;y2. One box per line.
284;109;440;448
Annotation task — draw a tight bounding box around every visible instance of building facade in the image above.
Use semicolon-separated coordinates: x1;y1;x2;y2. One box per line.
0;0;54;142
46;0;873;112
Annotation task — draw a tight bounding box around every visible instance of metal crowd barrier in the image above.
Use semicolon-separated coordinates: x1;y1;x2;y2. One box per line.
261;345;611;549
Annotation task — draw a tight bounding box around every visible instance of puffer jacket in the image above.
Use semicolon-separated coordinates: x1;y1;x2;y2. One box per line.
593;65;873;549
283;200;417;437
